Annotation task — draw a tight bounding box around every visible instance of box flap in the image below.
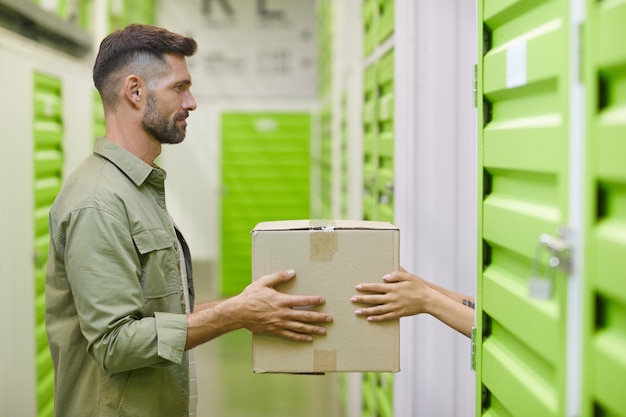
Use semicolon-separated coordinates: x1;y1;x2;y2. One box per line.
251;219;397;233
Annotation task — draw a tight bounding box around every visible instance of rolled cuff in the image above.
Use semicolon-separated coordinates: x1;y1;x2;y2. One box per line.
154;311;188;364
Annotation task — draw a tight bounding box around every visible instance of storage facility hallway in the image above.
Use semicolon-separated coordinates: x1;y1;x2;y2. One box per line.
2;0;626;417
194;330;341;417
191;262;342;417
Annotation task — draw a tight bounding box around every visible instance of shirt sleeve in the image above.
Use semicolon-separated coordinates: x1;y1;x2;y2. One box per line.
63;207;187;373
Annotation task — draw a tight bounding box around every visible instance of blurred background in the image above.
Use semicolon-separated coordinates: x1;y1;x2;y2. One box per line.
1;0;625;416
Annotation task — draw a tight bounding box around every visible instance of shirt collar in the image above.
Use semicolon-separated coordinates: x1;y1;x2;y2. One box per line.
93;137;166;186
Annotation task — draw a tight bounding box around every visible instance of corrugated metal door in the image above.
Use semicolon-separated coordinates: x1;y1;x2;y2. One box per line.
363;64;378;221
582;1;626;415
477;1;570;416
220;112;311;296
376;49;394;223
33;71;63;417
361;1;395;416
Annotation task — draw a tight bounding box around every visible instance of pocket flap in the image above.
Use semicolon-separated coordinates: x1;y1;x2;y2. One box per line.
132;228;173;254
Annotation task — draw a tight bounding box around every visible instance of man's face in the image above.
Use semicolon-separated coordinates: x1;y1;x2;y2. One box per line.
142;54;197;144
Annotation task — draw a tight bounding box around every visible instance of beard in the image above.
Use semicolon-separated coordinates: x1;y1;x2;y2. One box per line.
141;93;189;144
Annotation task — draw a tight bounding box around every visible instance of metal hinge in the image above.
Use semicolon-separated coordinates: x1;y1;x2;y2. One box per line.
471;326;477;371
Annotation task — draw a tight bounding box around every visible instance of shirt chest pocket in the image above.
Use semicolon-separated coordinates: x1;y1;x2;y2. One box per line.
131;228;180;299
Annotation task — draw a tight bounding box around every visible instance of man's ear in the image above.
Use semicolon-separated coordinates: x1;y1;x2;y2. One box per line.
124;75;143;108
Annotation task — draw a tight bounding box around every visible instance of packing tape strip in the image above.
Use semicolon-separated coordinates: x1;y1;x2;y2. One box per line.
309;220;338;262
313;349;337;372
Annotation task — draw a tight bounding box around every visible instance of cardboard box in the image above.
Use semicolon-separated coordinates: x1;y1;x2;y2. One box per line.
251;219;400;374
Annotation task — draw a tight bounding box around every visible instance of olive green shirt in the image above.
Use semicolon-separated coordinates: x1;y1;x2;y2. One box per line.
46;137;195;417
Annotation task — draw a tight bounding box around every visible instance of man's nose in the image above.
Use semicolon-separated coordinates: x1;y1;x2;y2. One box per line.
184;91;197;111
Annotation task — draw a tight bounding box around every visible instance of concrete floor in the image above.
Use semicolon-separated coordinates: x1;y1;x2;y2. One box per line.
192;261;342;417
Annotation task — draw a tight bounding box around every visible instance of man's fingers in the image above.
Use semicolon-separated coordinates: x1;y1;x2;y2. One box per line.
288;307;333;324
256;269;296;287
266;321;330;343
287;294;327;308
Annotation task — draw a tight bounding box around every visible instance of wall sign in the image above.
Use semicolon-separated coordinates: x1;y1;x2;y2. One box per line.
160;0;317;98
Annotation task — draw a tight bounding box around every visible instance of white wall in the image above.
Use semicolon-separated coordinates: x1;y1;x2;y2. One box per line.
0;27;92;417
394;0;477;415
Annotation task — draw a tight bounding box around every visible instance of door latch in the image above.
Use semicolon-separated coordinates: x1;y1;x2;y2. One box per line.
529;227;573;299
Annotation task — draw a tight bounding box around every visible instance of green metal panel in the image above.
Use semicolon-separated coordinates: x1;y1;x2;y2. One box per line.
363;0;378;56
361;373;393;417
317;0;333;97
93;89;105;138
377;0;394;44
477;1;570;416
377;50;394;223
107;0;154;31
341;91;348;219
78;0;92;31
320;105;333;218
122;0;155;26
583;1;626;416
361;51;394;417
33;71;63;417
363;64;378;221
220;112;311;296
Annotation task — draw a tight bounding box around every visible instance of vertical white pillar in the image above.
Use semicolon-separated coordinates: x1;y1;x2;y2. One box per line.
566;0;585;415
0;30;37;417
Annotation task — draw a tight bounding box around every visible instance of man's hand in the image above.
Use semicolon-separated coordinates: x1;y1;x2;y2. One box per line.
185;269;333;350
238;269;333;342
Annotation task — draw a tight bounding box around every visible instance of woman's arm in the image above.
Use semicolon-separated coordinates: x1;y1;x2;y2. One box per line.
351;269;475;338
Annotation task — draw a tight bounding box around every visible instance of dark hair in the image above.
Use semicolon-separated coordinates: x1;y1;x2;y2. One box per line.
93;24;197;108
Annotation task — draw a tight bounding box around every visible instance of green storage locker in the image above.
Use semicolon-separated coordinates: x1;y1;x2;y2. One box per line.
33;71;63;417
341;91;349;219
363;64;378;221
220;112;311;296
317;0;333;97
377;0;394;44
377;50;394;223
582;0;626;415
363;0;378;56
109;0;155;31
477;1;570;416
93;89;105;138
361;372;393;417
320;105;333;218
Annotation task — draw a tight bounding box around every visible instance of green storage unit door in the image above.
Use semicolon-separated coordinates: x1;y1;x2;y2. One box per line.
220;112;311;296
341;91;349;219
377;0;394;44
583;1;626;416
362;372;393;417
363;0;378;56
109;0;155;31
317;0;333;97
363;64;378;221
93;90;105;138
477;1;570;416
376;50;394;223
320;105;333;218
33;71;63;417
